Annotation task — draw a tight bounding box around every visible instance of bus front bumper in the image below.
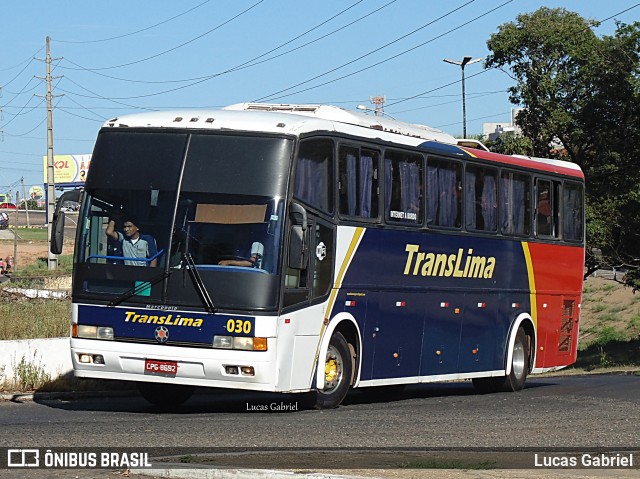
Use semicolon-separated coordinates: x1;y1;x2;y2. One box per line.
70;337;280;391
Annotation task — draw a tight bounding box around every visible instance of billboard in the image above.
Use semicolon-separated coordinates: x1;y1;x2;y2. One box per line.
42;154;91;184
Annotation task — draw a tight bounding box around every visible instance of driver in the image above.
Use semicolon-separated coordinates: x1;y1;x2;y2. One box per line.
218;241;263;268
106;214;158;267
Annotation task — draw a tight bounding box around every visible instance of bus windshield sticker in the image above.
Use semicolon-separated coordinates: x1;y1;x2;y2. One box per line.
194;204;267;224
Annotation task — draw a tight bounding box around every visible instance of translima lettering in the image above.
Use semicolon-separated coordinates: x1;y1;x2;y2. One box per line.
124;311;203;328
403;244;496;279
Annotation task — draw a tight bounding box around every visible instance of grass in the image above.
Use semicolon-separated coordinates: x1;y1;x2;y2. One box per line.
12;255;74;278
10;227;49;241
0;290;71;340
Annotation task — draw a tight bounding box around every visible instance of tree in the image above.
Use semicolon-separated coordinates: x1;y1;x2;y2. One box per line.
486;8;640;289
485;134;533;156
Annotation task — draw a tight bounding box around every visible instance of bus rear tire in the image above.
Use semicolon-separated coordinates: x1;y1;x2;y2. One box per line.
313;332;353;409
503;327;529;392
137;382;195;406
473;327;529;394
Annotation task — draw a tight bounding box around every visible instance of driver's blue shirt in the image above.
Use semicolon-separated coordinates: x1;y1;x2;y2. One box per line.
116;232;158;266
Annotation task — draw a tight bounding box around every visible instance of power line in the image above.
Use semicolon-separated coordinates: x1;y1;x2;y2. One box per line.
399;3;640;131
256;0;513;102
58;1;265;72
53;0;212;44
0;47;44;73
253;0;476;102
61;94;108;122
57;0;393;99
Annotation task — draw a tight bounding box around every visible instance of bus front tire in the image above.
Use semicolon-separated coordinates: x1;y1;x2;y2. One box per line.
473;327;529;394
137;382;195;406
313;332;353;409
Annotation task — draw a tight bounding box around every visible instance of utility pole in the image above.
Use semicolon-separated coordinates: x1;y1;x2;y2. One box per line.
13;191;18;271
20;176;30;227
36;36;63;270
443;56;482;138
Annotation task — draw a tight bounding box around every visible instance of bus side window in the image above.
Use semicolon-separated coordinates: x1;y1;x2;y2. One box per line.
535;179;559;239
500;171;531;236
562;182;584;242
426;157;461;228
465;165;497;233
385;151;424;224
338;146;379;219
294;139;334;214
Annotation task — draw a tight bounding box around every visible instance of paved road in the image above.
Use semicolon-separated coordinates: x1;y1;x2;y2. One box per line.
1;374;639;478
1;374;638;448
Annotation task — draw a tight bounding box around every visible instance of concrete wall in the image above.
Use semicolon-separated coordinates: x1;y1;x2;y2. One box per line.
0;337;72;383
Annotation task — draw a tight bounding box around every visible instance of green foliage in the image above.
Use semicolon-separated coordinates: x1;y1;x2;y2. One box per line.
593;326;626;346
0;293;70;340
487;8;640;289
15;255;73;277
485;134;533;155
12;353;50;391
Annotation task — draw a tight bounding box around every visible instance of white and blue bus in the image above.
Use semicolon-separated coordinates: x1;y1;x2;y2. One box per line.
52;103;585;408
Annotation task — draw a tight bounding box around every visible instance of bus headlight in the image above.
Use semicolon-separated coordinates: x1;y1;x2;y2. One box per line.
233;337;253;351
76;325;114;340
212;335;268;351
213;336;233;349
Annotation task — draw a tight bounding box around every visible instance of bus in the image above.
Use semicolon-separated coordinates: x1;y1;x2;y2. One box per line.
51;103;585;409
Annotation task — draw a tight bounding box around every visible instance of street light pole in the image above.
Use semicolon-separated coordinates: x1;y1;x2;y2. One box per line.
443;56;482;138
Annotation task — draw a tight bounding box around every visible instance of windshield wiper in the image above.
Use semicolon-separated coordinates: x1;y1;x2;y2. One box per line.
182;252;217;313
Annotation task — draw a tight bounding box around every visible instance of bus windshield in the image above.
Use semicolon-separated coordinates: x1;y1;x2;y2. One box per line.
74;130;293;311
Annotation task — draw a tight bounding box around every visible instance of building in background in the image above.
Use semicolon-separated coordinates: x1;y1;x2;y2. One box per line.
483;108;523;141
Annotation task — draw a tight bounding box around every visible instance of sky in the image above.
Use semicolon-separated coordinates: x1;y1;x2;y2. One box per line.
0;0;638;194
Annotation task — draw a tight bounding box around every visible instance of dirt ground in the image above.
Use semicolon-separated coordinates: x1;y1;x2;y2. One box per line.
580;275;640;342
0;239;55;270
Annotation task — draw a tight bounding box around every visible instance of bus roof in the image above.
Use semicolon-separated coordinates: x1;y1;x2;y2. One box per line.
102;103;583;179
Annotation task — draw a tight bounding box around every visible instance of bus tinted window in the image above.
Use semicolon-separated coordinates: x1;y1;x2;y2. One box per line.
536;179;555;238
338;146;379;219
384;151;423;224
563;182;584;242
427;158;462;228
465;165;498;233
501;172;531;236
294;139;334;214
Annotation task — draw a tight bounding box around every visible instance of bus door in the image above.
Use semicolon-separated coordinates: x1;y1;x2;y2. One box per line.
458;293;500;373
370;292;425;380
421;295;463;376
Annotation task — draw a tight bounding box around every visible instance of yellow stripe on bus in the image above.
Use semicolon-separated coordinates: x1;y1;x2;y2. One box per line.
311;227;365;386
324;227;366;323
521;241;537;329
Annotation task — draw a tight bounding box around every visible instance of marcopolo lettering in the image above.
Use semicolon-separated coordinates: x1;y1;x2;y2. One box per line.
124;311;203;328
403;244;496;279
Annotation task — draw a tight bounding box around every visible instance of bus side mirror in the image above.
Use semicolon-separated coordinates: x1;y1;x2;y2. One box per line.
288;202;308;270
50;189;82;255
50;211;66;255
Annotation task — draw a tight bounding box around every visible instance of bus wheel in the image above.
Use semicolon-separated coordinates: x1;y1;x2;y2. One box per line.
473;327;529;394
137;382;195;406
314;332;353;409
503;327;529;392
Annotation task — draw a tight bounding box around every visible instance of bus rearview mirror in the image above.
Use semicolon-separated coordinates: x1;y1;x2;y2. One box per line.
50;211;66;255
288;224;308;270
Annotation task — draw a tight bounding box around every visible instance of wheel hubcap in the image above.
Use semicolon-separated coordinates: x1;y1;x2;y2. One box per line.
324;345;343;391
512;341;525;379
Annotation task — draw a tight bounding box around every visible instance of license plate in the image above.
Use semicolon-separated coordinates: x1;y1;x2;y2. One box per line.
144;359;178;376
